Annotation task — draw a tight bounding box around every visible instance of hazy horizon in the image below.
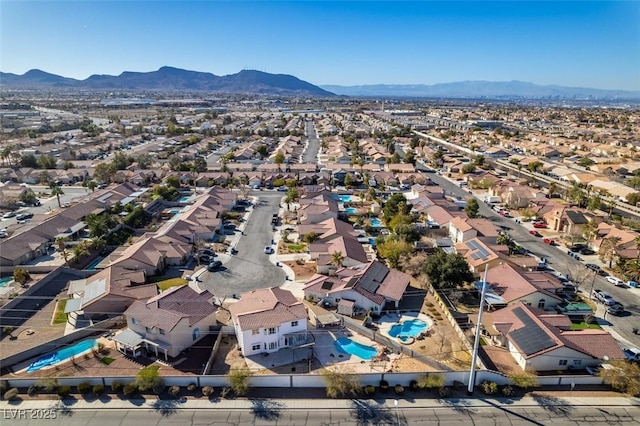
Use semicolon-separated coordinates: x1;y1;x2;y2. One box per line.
2;1;639;91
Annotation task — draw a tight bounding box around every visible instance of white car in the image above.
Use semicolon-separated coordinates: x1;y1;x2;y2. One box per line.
606;276;625;286
264;246;274;254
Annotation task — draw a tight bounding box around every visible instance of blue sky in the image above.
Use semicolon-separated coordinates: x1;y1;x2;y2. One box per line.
2;1;639;90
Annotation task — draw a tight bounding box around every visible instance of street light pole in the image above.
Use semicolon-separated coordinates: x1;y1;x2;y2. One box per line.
394;399;400;426
468;265;489;395
588;269;597;300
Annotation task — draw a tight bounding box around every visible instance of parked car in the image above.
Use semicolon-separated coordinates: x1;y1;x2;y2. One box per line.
543;238;555;245
207;260;222;271
533;222;547;228
264;246;274;254
529;230;542;237
2;211;16;219
606;276;625;286
606;303;625;315
592;289;617;306
579;247;595;255
569;244;587;252
198;254;212;264
623;347;640;363
199;248;215;257
585;264;605;275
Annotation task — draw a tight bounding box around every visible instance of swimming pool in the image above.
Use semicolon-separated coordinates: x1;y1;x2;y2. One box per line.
179;196;191;203
345;207;357;214
370;218;382;227
85;256;105;270
334;337;377;360
26;339;97;373
388;319;428;339
331;195;353;203
368;237;377;247
0;276;13;287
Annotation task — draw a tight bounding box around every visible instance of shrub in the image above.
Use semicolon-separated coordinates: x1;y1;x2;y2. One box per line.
320;369;362;398
4;388;19;401
2;326;13;336
135;365;163;392
481;381;498;395
201;386;214;397
123;383;137;397
364;385;375;396
394;384;404;395
228;367;253;396
77;381;92;394
168;386;181;398
152;383;166;395
418;373;445;390
0;380;8;394
187;383;197;392
380;380;389;392
438;387;450;397
111;381;124;393
501;385;515;397
27;385;38;397
220;386;231;399
509;372;539;389
409;380;419;391
93;384;104;395
57;385;71;398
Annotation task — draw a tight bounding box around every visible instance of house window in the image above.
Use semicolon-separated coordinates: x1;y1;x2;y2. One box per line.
573;360;582;366
559;359;568;366
291;321;298;327
252;344;261;351
252;329;260;335
269;342;278;350
159;329;165;335
131;318;138;325
268;327;276;335
145;326;152;333
538;299;545;309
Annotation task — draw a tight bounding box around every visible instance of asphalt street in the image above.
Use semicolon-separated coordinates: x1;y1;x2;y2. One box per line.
198;191;286;298
302;120;320;163
423;167;640;347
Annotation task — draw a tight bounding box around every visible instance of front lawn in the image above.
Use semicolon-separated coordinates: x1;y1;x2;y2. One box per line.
570;322;601;330
53;299;68;324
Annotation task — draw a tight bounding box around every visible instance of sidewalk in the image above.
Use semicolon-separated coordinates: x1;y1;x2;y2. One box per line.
1;393;638;411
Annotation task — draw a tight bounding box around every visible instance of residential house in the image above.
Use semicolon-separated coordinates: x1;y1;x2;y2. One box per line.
455;238;501;273
115;283;218;360
484;264;565;310
229;287;312;357
303;260;411;315
483;302;625;372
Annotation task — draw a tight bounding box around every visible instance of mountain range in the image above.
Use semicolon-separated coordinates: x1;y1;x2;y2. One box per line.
1;67;639;100
321;81;640;100
0;67;335;97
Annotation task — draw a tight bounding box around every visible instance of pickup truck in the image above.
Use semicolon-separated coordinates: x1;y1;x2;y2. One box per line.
623;347;640;363
592;289;617;306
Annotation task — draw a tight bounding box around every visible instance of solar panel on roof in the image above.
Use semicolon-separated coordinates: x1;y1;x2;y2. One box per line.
509;307;557;355
345;277;358;288
321;281;334;290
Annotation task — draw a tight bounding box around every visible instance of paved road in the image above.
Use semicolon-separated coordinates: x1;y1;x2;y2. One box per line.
302;120;320;163
2;396;639;425
423;167;640;347
198;191;286;298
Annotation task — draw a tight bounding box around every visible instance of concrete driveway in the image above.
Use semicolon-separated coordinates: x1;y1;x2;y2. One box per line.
198;191;286;298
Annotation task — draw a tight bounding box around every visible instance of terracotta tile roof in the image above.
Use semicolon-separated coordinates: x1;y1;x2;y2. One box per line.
229;287;307;331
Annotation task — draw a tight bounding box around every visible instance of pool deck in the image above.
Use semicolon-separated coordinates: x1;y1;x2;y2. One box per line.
377;312;433;342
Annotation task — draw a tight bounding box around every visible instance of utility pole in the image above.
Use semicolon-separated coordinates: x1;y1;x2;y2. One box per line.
588;269;598;300
468;265;489;395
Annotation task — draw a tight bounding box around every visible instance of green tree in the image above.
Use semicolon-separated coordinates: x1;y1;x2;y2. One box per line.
72;243;90;263
20;154;38;168
600;361;640;396
462;164;476;174
587;194;602;212
256;145;268;158
547;182;558;198
135;365;163;393
599;237;619;268
56;237;69;265
274;152;285;171
527;161;543;173
383;193;411;222
626;192;640;206
85;213;114;238
474;155;485;167
38;154;57;169
331;251;345;268
19;190;37;205
377;238;414;268
465;198;480;218
628;176;640;189
423;249;474;289
321;369;361;398
228;367;252;396
51;185;64;208
404;150;416;165
577;157;595;167
13;267;30;285
303;231;319;244
86;179;98;192
94;162;116;184
496;233;512;246
166;175;181;189
394;223;420;243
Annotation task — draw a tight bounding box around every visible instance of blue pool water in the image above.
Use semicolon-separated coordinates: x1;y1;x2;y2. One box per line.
169;209;181;214
0;277;13;287
345;207;357;214
370;218;382;227
27;339;97;373
388;319;428;339
179;196;191;203
368;238;377;247
334;337;377;360
85;256;105;270
331;195;353;203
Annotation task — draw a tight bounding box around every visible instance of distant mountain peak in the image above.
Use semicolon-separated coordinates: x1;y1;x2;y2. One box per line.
0;66;334;96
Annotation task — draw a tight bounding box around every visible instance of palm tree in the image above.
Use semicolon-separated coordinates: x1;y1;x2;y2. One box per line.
51;185;64;208
599;237;620;269
91;236;106;252
72;243;89;263
86;180;97;192
547;182;558;199
331;251;345;268
56;237;69;265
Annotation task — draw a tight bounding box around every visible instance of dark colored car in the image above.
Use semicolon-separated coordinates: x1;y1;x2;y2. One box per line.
207;260;222;271
579;247;595;255
198;254;212;264
569;244;586;252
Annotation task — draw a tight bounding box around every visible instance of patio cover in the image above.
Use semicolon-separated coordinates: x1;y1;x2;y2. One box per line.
113;329;144;348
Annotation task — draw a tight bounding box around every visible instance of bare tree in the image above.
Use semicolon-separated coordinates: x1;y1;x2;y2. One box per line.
430;323;451;359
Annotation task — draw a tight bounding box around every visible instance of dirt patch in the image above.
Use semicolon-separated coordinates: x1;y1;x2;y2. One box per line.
283;260;317;280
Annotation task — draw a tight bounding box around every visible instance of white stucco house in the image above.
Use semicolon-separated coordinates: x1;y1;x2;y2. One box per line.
228;287;313;357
